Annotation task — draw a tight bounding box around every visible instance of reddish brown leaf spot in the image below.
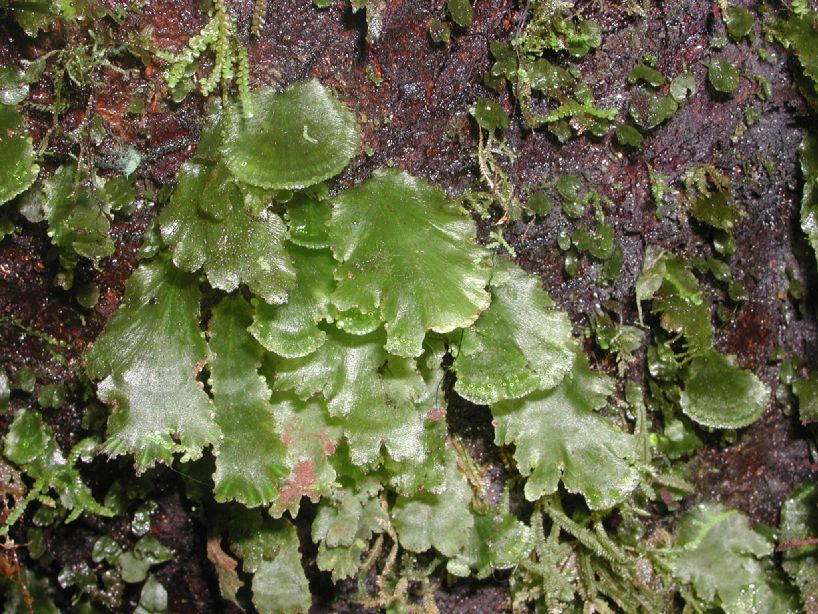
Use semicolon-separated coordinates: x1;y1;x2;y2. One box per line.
278;460;316;506
319;432;336;456
427;407;446;421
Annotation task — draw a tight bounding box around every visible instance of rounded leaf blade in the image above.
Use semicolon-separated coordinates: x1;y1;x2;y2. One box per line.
221;80;360;190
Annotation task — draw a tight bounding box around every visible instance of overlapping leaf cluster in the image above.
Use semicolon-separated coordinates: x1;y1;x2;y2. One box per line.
78;79;652;611
636;246;768;432
2;0;811;608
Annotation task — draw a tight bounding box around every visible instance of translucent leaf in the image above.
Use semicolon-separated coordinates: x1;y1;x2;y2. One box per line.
635;245;672;305
800;133;818;261
527;191;553;216
471;99;509;132
774;8;818;102
689;190;745;231
343;353;427;466
209;296;287;507
249;247;335;358
221;80;359;190
313;480;384;549
679;349;768;429
636;247;712;354
780;483;818;611
231;184;275;220
429;17;451;43
9;0;59;37
629;88;678;129
392;446;474;557
670;72;697;102
0;104;38;206
273;325;430;466
669;503;798;614
615;124;644;148
159;160;295;305
36;162;114;261
266;390;343;517
135;575;168;614
119;550;151;583
447;506;533;579
381;338;448;495
707;58;740;95
3;409;111;520
653;292;713;355
272;326;389;418
329;169;491;357
229;511;311;614
453;260;577;404
554;174;585;217
526;58;574;96
491;354;639;509
120;536;173;584
724;6;754;41
331;307;382;335
312;479;386;581
794;372;818;425
627;63;666;87
682;164;741;235
284;191;332;249
85;256;220;470
447;0;473;27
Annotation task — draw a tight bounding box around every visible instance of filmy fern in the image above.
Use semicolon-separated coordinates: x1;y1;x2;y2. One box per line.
70;74;786;611
79;80;650;610
2;2;814;611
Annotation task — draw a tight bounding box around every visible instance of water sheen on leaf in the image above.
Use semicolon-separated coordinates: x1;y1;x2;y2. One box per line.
800;133;818;262
707;58;740;95
159;160;295;304
329;169;492;357
228;511;311;614
249;247;335;358
85;256;220;470
381;338;448;495
220;80;359;190
343;354;427;466
272;327;428;465
392;447;474;557
679;349;768;429
41;164;115;261
3;409;111;521
209;296;288;507
491;355;639;509
284;192;332;249
780;482;818;611
669;503;797;613
312;479;386;581
265;390;342;518
272;326;391;419
448;506;533;579
0;104;38;206
453;260;577;404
